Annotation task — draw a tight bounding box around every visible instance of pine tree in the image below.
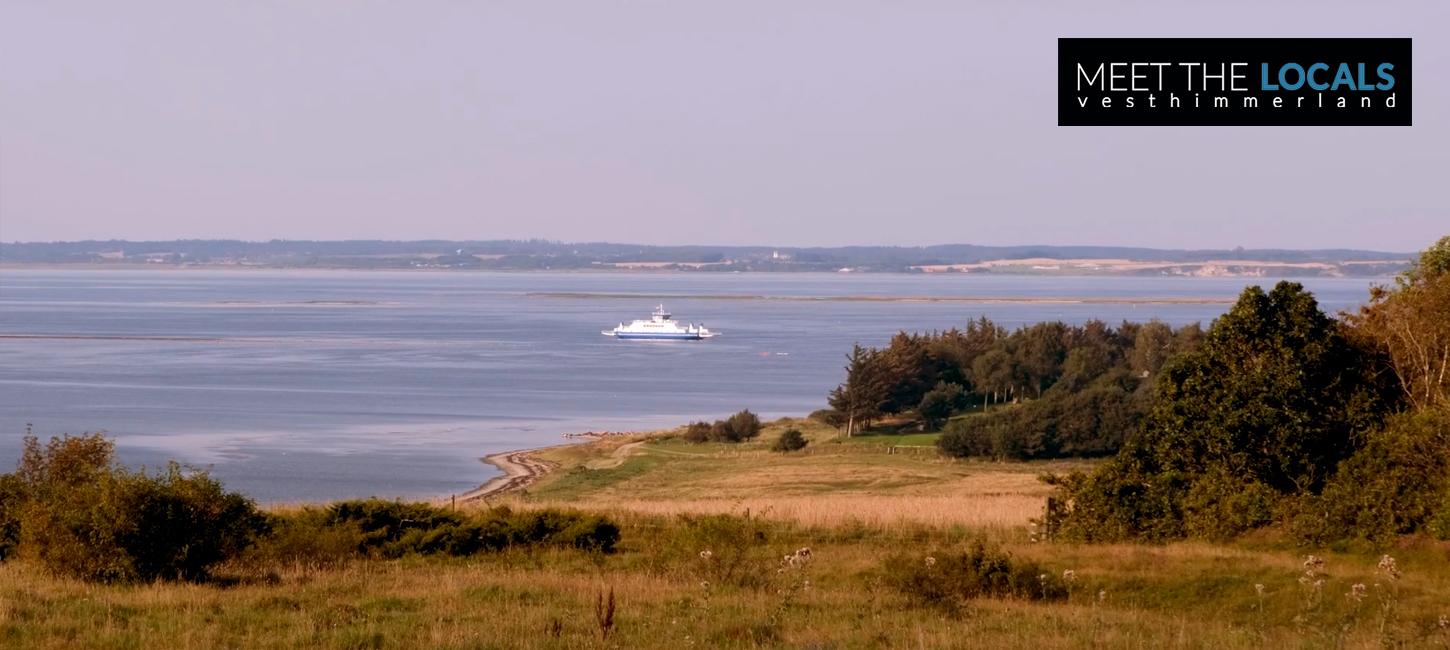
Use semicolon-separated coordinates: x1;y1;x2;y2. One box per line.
827;345;888;436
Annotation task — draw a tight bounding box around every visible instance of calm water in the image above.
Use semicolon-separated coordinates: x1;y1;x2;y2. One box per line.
0;269;1378;502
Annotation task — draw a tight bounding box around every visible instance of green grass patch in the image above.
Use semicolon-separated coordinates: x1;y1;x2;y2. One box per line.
527;452;663;500
838;432;941;446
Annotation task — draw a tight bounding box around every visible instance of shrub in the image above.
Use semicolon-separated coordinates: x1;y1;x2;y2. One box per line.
882;540;1067;610
1040;461;1186;542
326;499;463;554
917;382;967;430
937;419;994;458
309;501;620;558
115;463;270;581
708;421;735;442
771;429;808;453
682;410;764;444
245;508;363;568
725;409;763;440
493;507;620;553
682;421;712;443
0;474;22;561
1180;470;1278;540
1429;496;1450;541
11;433;267;582
1293;410;1450;544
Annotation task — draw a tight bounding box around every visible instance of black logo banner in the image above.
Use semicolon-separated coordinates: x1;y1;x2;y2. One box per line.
1058;38;1412;126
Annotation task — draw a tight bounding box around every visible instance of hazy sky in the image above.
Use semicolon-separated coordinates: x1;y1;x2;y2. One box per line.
1;1;1445;250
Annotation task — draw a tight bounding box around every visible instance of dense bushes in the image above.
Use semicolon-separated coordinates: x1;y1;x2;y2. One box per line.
246;507;364;568
0;474;24;560
1293;410;1450;544
117;464;270;581
3;433;268;582
253;500;621;563
882;540;1067;609
326;499;462;554
939;382;1146;460
0;434;622;581
682;409;763;443
1046;238;1450;546
1048;282;1394;542
1044;237;1450;542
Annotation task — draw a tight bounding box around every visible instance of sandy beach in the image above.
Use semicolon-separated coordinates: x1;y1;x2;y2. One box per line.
455;446;563;502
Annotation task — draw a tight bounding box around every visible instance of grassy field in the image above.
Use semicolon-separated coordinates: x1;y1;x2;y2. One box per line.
3;418;1449;648
516;418;1085;530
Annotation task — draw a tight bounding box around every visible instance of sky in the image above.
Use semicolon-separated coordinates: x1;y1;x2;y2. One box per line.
1;1;1445;251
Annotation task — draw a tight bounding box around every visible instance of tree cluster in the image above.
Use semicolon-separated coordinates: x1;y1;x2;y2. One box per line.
1049;236;1450;544
825;315;1201;458
682;409;764;443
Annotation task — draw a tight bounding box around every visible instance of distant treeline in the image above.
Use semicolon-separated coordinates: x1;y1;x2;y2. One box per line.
818;317;1203;460
0;239;1409;274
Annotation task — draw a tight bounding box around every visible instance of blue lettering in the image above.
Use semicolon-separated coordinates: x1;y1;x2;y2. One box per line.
1376;62;1395;91
1260;62;1279;91
1330;63;1355;91
1308;63;1331;91
1278;63;1306;91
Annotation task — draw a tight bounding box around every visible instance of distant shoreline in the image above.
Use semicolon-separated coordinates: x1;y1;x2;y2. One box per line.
0;261;1402;280
528;291;1237;305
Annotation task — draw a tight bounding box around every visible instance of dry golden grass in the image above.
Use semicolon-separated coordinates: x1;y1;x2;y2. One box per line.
563;493;1045;529
8;417;1448;648
4;514;1449;650
513;417;1086;530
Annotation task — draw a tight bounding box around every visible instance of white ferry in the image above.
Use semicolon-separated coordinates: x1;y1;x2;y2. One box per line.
602;305;718;340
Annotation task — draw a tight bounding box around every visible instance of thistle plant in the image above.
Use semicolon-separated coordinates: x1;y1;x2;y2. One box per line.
695;550;714;613
767;547;816;633
1294;555;1328;633
1339;582;1369;637
1299;555;1326;596
1374;554;1402;643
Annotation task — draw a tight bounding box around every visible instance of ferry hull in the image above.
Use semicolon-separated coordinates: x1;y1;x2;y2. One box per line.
609;331;709;340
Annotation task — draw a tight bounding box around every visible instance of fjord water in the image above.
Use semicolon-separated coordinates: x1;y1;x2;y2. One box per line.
0;269;1376;502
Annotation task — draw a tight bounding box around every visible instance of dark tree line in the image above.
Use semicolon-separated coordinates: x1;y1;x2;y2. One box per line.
822;316;1202;459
